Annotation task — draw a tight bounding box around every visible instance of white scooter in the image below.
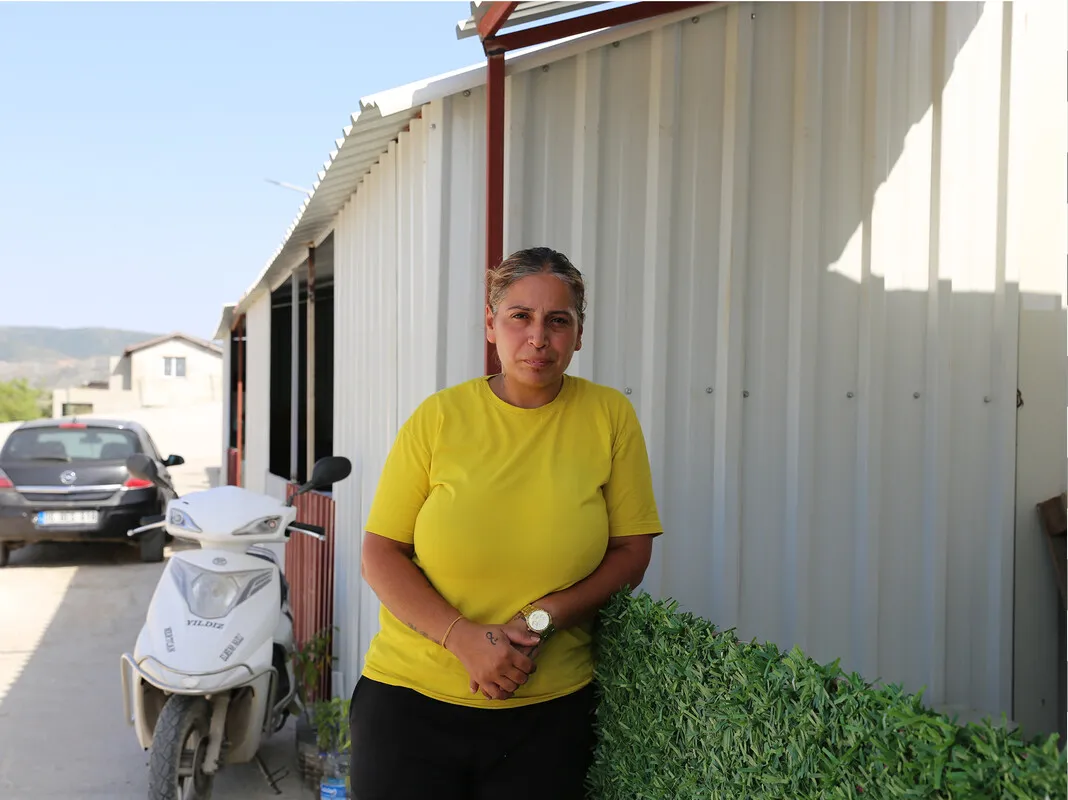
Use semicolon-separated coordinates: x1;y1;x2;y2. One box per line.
119;453;352;800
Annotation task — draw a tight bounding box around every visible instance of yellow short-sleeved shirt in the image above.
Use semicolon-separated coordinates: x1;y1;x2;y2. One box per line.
360;374;662;708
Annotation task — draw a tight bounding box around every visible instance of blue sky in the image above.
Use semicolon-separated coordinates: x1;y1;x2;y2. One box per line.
0;1;485;339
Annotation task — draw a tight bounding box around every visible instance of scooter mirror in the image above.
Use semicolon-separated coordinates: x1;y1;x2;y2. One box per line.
308;456;352;490
126;453;160;484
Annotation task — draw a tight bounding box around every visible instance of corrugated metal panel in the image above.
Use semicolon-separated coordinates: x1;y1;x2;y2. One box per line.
242;294;271;496
220;334;232;486
1005;0;1067;740
322;0;1050;725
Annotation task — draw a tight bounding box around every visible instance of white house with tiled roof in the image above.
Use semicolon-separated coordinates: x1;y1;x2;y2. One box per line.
52;332;223;416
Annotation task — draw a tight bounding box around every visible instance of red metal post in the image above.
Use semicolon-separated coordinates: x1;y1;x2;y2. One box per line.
485;50;506;376
476;1;520;40
486;1;708;53
226;448;239;486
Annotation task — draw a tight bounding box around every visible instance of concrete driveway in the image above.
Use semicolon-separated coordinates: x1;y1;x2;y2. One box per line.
0;540;311;800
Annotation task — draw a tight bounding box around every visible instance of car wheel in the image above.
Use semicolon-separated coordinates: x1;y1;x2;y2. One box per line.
0;543;9;568
139;529;166;563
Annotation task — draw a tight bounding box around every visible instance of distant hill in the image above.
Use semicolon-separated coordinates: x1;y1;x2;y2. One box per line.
0;326;161;362
0;326;163;390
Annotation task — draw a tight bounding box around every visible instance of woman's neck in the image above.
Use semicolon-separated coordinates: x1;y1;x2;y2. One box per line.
491;374;564;409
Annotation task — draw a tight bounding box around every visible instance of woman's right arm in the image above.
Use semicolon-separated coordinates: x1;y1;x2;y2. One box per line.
361;531;540;699
360;531;461;645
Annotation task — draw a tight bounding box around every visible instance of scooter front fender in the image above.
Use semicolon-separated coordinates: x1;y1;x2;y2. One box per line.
120;651;276;758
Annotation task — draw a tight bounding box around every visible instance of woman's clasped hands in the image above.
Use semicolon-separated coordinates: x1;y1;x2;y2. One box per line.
445;614;544;700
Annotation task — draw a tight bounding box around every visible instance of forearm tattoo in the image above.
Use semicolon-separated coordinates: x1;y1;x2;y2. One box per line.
486;631;498;645
407;621;440;645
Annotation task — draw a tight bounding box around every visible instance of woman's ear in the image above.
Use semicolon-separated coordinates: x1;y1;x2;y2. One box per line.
485;304;497;344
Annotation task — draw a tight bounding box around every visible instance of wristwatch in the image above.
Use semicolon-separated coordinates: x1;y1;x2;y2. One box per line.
520;604;555;640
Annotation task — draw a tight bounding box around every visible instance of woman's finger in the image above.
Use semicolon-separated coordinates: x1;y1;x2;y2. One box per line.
502;618;542;647
504;666;530;687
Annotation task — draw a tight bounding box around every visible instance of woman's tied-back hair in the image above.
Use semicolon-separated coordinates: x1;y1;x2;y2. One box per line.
487;247;587;326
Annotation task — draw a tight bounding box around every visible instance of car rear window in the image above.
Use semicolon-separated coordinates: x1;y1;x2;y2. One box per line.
0;427;143;462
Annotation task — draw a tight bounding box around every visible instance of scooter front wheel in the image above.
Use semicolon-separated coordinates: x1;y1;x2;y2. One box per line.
148;694;215;800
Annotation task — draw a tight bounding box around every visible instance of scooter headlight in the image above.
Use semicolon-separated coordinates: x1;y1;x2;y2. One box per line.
190;573;240;619
170;560;273;620
233;515;283;536
168;508;201;533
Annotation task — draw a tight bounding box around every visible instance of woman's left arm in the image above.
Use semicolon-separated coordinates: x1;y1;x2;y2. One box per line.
514;394;662;642
533;533;656;631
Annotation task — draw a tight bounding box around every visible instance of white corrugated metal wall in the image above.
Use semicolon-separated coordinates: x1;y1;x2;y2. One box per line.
241;294;272;496
220;334;231;486
323;0;1062;729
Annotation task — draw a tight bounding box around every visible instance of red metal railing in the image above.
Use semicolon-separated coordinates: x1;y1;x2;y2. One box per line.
226;448;240;486
284;484;336;701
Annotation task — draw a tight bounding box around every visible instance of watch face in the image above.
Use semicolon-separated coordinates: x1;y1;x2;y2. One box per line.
528;609;550;632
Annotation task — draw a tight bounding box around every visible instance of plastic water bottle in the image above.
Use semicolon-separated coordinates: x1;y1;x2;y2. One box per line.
319;751;348;800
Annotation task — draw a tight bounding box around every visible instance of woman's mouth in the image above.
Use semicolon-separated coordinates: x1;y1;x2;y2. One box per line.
523;359;553;369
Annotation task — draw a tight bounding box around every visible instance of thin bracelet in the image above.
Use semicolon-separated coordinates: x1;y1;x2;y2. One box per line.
441;614;464;651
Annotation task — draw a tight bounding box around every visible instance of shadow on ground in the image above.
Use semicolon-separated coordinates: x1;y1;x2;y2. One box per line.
0;542;309;799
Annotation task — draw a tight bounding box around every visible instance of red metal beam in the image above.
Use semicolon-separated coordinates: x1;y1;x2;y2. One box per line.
486;1;708;52
477;1;520;41
484;51;506;376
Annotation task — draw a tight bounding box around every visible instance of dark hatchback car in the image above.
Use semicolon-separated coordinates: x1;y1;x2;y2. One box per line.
0;418;183;566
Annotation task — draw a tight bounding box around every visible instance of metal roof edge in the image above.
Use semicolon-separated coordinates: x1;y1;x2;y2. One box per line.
226;1;724;320
213;304;235;341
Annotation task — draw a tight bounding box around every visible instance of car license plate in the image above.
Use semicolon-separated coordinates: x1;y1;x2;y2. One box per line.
35;510;100;526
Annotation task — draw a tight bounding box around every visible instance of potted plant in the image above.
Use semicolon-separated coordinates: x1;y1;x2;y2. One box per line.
311;696;351;798
292;626;338;788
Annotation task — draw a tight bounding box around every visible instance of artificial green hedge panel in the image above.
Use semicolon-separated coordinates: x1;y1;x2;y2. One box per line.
588;591;1066;800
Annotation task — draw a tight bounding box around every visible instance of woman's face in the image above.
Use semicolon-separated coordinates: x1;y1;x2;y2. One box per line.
486;272;583;390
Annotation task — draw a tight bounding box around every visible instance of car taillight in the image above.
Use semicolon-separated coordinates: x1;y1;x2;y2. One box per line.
124;477;153;489
0;469;12;490
59;422;87;429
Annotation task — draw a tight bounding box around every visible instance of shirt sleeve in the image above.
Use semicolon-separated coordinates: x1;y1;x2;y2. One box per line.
604;397;663;538
364;401;436;544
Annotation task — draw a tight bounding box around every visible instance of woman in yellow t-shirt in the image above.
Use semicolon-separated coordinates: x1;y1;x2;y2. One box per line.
349;246;663;799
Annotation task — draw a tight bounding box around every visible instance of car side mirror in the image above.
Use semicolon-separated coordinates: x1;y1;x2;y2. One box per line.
126;454;161;484
163;454;185;467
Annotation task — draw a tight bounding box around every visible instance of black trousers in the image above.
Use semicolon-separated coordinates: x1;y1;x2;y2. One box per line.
348;676;597;800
